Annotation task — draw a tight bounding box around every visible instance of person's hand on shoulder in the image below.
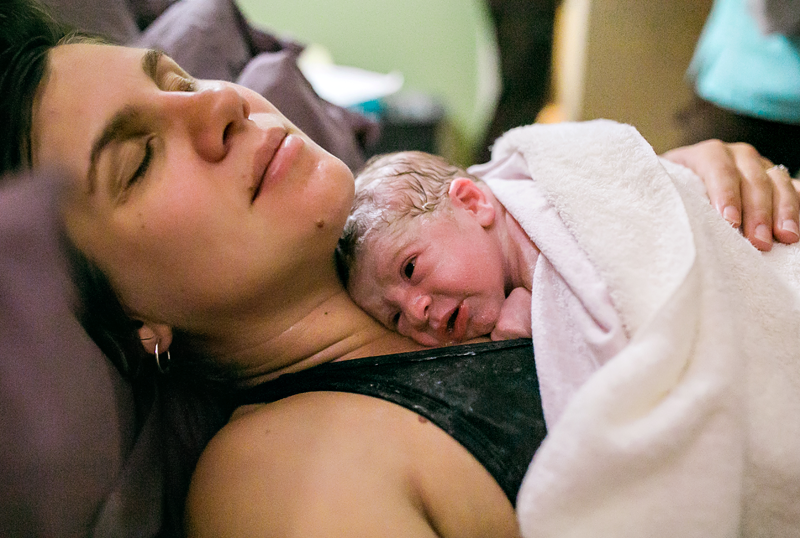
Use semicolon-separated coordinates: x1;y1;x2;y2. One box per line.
491;287;532;341
662;139;800;251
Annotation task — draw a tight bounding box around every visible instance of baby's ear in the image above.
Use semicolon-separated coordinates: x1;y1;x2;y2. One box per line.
448;177;495;227
137;322;173;355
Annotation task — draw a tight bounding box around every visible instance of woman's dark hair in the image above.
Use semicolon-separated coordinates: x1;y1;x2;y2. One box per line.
63;236;149;378
0;0;70;176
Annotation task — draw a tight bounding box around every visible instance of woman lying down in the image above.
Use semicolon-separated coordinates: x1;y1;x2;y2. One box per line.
5;0;800;534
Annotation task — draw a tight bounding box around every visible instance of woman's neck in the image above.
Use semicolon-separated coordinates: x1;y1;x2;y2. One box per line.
196;269;424;385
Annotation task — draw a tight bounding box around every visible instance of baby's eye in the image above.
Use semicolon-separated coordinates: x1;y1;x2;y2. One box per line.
403;258;416;279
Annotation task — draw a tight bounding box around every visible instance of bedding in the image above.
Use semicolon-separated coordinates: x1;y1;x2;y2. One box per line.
42;0;141;43
490;121;800;537
0;171;160;536
133;0;251;82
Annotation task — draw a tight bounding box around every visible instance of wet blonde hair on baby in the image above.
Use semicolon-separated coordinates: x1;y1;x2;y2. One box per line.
336;150;482;286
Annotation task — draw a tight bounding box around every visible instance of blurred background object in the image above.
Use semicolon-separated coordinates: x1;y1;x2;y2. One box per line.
748;0;800;36
239;0;714;165
238;0;498;166
476;0;558;164
296;45;446;158
549;0;712;154
677;0;800;175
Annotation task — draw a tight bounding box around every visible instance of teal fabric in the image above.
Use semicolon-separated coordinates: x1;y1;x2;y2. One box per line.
688;0;800;123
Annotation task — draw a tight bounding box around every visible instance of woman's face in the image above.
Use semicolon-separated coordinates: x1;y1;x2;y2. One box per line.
33;44;355;331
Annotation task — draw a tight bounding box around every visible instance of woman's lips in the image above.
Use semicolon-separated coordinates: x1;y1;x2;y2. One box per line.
251;128;285;202
251;130;304;202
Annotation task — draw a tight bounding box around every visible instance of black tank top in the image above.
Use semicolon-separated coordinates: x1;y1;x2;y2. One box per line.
237;338;546;505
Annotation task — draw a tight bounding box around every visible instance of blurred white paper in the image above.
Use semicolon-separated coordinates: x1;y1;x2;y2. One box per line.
299;62;404;108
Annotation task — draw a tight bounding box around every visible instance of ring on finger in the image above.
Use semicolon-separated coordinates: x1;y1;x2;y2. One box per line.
766;164;789;175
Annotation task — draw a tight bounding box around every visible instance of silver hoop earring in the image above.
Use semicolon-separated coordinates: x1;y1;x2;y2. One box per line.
155;342;171;374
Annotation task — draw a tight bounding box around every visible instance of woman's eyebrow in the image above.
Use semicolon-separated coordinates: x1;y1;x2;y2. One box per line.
85;50;162;194
141;49;163;83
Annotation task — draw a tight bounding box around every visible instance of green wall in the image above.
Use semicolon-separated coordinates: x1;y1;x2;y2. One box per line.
237;0;497;163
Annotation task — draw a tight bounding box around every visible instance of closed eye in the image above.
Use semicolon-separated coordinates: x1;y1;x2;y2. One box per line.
128;136;155;189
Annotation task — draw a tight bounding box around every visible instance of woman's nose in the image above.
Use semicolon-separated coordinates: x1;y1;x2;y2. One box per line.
180;83;250;162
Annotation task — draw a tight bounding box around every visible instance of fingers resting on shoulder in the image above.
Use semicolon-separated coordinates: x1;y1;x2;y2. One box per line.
662;139;799;252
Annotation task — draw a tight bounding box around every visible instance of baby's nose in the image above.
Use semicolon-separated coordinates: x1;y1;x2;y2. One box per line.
404;292;431;325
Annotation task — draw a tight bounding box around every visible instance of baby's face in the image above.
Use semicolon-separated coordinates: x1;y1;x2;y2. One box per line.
348;211;508;346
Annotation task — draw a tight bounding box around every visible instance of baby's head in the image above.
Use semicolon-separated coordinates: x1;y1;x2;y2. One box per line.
337;151;508;346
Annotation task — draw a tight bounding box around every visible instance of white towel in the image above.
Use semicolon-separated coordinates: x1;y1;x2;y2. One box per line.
491;120;800;538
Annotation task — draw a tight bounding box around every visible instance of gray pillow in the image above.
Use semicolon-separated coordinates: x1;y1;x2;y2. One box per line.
0;174;170;537
134;0;250;81
41;0;140;43
0;171;163;537
127;0;179;30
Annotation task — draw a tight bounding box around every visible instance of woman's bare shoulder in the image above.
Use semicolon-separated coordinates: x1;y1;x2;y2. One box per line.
185;392;435;537
184;391;519;538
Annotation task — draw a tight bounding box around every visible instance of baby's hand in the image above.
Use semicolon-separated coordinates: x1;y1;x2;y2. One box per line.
490;287;532;341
